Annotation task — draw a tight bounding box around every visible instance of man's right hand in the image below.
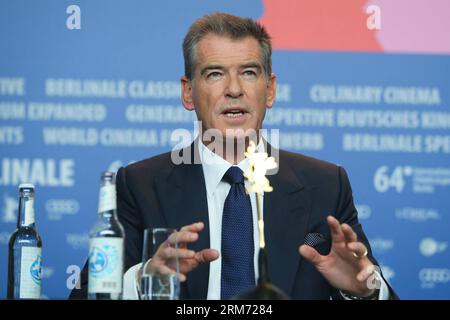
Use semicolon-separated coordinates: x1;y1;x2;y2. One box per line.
140;222;219;282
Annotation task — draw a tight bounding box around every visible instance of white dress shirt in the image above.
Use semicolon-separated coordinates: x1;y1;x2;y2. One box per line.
122;139;390;300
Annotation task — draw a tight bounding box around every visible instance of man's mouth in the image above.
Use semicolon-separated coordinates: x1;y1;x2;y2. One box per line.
221;107;248;118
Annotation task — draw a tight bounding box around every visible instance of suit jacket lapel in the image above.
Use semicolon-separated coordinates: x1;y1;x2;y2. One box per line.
264;150;312;296
153;141;210;299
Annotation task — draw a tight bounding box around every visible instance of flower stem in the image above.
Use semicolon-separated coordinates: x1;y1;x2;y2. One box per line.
256;193;265;249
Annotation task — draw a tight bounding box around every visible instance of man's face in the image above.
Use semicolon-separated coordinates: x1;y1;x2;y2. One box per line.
181;34;276;140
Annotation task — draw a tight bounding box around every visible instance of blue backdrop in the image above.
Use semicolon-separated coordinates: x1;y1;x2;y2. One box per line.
1;0;449;299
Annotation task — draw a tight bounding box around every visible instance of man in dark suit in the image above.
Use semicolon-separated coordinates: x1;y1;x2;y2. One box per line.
71;12;396;300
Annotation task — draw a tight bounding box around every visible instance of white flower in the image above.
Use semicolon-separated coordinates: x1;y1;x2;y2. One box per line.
243;140;278;194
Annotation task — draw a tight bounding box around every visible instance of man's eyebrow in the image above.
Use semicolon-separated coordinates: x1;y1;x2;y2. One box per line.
240;62;262;70
200;62;263;76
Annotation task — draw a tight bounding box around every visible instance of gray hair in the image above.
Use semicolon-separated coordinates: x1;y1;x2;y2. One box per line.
182;12;272;80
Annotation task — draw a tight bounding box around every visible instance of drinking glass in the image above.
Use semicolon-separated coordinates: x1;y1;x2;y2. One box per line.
139;228;180;300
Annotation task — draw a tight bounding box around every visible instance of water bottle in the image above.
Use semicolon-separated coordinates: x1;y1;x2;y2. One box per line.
7;183;43;299
88;171;125;300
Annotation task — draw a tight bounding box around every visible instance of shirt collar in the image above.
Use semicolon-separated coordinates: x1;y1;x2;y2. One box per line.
198;138;265;197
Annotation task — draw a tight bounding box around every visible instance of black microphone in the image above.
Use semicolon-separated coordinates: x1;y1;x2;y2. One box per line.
232;247;289;300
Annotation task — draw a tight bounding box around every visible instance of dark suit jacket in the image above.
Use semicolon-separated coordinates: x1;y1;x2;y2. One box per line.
70;142;397;299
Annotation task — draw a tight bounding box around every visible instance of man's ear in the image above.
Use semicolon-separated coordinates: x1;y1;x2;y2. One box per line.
266;73;276;109
181;76;195;111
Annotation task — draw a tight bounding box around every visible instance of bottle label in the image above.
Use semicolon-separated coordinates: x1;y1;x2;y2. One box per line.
19;247;42;299
98;185;116;213
88;237;123;294
24;198;35;225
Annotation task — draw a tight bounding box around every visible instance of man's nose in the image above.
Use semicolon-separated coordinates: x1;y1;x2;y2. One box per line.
225;74;243;99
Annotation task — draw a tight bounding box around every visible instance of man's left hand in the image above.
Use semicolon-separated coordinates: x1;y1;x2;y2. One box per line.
299;215;378;298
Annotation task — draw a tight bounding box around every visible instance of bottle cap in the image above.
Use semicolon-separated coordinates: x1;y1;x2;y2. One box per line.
101;171;115;182
19;183;35;190
101;171;115;178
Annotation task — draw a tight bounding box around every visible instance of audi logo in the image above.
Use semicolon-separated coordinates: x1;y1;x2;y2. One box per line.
45;199;80;214
419;268;450;283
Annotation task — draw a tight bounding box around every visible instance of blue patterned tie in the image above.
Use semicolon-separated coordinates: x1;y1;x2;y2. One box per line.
221;166;255;299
